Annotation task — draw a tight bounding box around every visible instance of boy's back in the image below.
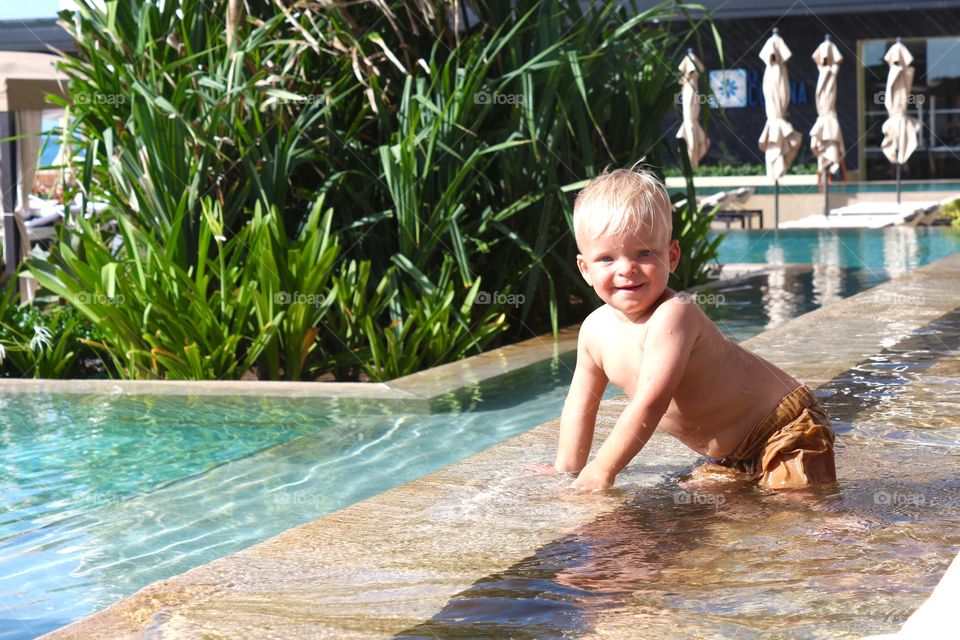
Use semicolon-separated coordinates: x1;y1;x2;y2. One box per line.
580;294;800;460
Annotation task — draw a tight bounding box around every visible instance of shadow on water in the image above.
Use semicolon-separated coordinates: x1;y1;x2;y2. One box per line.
397;306;960;639
397;486;742;640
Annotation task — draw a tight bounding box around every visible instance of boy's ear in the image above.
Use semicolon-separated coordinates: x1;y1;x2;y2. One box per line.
576;254;593;286
668;239;681;273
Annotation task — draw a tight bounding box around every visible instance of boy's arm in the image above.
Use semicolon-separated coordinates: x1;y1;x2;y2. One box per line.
555;325;608;473
572;301;699;490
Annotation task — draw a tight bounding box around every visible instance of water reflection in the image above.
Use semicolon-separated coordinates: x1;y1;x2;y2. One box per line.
706;266;883;342
813;232;843;307
882;226;920;279
761;244;798;329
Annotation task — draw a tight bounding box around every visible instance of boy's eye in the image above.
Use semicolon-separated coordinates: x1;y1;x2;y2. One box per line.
599;256;613;262
638;250;653;258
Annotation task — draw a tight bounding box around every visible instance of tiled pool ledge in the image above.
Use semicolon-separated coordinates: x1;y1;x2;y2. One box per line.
41;253;960;640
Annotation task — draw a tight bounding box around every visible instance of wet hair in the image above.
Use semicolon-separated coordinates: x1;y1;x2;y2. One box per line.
572;167;673;251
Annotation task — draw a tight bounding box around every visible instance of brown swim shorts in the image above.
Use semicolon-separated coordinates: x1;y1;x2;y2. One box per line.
712;385;837;489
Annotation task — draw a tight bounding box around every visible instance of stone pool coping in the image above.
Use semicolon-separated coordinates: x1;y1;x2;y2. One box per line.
0;326;579;400
40;252;960;639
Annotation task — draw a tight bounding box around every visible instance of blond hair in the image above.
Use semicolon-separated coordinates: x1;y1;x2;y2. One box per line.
572;168;673;250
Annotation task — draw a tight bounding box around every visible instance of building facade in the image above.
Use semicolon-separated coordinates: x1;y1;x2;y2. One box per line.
661;0;960;180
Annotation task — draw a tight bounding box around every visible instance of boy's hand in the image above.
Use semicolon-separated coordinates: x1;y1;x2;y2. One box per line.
523;462;561;476
569;462;614;492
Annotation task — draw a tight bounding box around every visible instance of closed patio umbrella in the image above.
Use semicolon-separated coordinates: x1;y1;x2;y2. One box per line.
676;49;710;168
810;35;845;216
880;38;920;204
757;28;802;228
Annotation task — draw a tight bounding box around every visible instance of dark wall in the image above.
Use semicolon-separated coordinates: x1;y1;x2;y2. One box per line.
0;19;76;54
663;7;960;172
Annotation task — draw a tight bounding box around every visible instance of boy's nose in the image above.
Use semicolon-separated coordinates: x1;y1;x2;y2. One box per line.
616;258;638;276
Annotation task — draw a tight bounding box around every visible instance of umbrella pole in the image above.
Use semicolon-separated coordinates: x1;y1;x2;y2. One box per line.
823;171;829;217
774;180;780;229
896;163;902;204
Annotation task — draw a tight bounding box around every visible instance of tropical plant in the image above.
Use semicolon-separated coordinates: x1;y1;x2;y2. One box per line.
938;198;960;228
670;141;723;290
0;274;104;378
27;0;722;381
30;198;286;379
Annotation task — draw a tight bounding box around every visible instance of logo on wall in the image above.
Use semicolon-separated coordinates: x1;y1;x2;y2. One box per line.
709;69;747;108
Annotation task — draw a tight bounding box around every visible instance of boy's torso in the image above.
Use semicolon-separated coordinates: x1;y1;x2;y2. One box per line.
586;302;801;458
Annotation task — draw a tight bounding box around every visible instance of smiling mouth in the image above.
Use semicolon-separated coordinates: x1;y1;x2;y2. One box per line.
616;284;642;291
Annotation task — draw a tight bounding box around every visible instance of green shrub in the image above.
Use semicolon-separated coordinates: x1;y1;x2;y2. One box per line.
662;161;820;177
29;0;721;380
939;199;960;228
670;140;722;290
0;276;105;378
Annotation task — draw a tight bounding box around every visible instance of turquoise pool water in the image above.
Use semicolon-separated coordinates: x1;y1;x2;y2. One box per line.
714;226;957;269
2;228;957;639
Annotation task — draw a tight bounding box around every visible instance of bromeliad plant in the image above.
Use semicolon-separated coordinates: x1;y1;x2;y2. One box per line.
30;199;283;379
31;197;356;380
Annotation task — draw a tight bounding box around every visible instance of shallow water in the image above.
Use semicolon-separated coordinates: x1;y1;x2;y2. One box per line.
400;309;960;639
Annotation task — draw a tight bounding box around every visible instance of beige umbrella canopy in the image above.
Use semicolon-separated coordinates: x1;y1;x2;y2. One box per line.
758;29;802;227
676;50;709;168
0;51;65;112
881;40;920;166
810;37;845;176
758;30;802;182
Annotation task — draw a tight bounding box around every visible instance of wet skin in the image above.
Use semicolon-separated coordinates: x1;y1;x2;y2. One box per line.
555;222;799;491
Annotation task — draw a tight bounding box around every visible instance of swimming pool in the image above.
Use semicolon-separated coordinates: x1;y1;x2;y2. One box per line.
3;227;958;638
708;227;959;342
714;226;957;270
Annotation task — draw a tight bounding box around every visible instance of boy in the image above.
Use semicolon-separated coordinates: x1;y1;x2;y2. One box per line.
555;168;836;491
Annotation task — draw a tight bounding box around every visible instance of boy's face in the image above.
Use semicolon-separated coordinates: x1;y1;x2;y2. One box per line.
576;219;680;321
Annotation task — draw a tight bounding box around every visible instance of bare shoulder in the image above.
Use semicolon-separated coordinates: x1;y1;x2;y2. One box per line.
646;292;709;332
577;305;616;363
648;293;710;328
